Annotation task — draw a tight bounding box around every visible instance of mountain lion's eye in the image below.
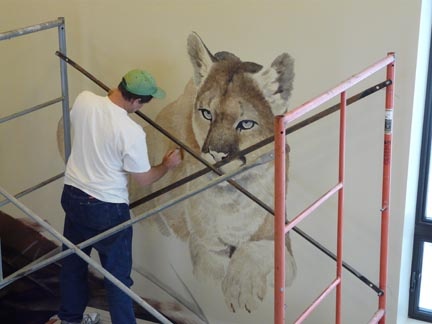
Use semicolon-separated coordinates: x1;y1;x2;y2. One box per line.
237;120;257;131
199;108;212;121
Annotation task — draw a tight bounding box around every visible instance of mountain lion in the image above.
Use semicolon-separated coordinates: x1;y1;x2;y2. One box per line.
130;32;296;313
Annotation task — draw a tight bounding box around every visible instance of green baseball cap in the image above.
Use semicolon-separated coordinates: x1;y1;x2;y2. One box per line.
122;69;166;99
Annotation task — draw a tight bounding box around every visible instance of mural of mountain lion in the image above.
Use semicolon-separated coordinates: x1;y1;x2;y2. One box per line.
130;32;296;313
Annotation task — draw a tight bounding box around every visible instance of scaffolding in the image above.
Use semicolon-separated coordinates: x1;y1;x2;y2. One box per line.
274;54;395;324
0;17;173;324
0;17;395;324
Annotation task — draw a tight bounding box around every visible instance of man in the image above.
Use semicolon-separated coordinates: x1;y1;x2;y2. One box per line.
58;69;182;324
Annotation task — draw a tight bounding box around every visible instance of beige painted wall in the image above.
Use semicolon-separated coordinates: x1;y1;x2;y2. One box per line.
1;0;430;323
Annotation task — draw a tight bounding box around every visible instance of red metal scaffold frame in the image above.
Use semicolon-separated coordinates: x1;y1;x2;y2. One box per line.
274;53;395;324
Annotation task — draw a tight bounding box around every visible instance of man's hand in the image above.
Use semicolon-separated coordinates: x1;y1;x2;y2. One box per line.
162;148;183;169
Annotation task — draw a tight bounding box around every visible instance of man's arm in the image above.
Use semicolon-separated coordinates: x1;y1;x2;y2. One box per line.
131;148;182;187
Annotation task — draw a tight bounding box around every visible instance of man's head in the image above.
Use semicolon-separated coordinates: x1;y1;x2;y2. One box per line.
118;69;166;104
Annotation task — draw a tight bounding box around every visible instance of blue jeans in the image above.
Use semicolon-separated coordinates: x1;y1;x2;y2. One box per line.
59;185;136;324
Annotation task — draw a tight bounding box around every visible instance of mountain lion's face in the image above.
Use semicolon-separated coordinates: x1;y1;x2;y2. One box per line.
192;59;275;173
187;33;294;175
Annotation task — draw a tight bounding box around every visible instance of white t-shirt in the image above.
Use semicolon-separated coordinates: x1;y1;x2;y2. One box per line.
64;91;151;203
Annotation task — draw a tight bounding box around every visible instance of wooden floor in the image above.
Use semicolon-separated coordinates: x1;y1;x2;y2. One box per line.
46;307;158;324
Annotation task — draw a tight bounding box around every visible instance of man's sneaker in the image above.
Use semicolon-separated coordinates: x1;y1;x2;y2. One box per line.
59;312;100;324
81;313;100;324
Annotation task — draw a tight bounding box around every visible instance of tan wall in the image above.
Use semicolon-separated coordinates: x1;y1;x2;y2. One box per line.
0;0;429;323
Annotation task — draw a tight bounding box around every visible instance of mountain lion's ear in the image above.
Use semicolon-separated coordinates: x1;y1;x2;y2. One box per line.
241;61;263;74
253;53;295;115
187;32;216;86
